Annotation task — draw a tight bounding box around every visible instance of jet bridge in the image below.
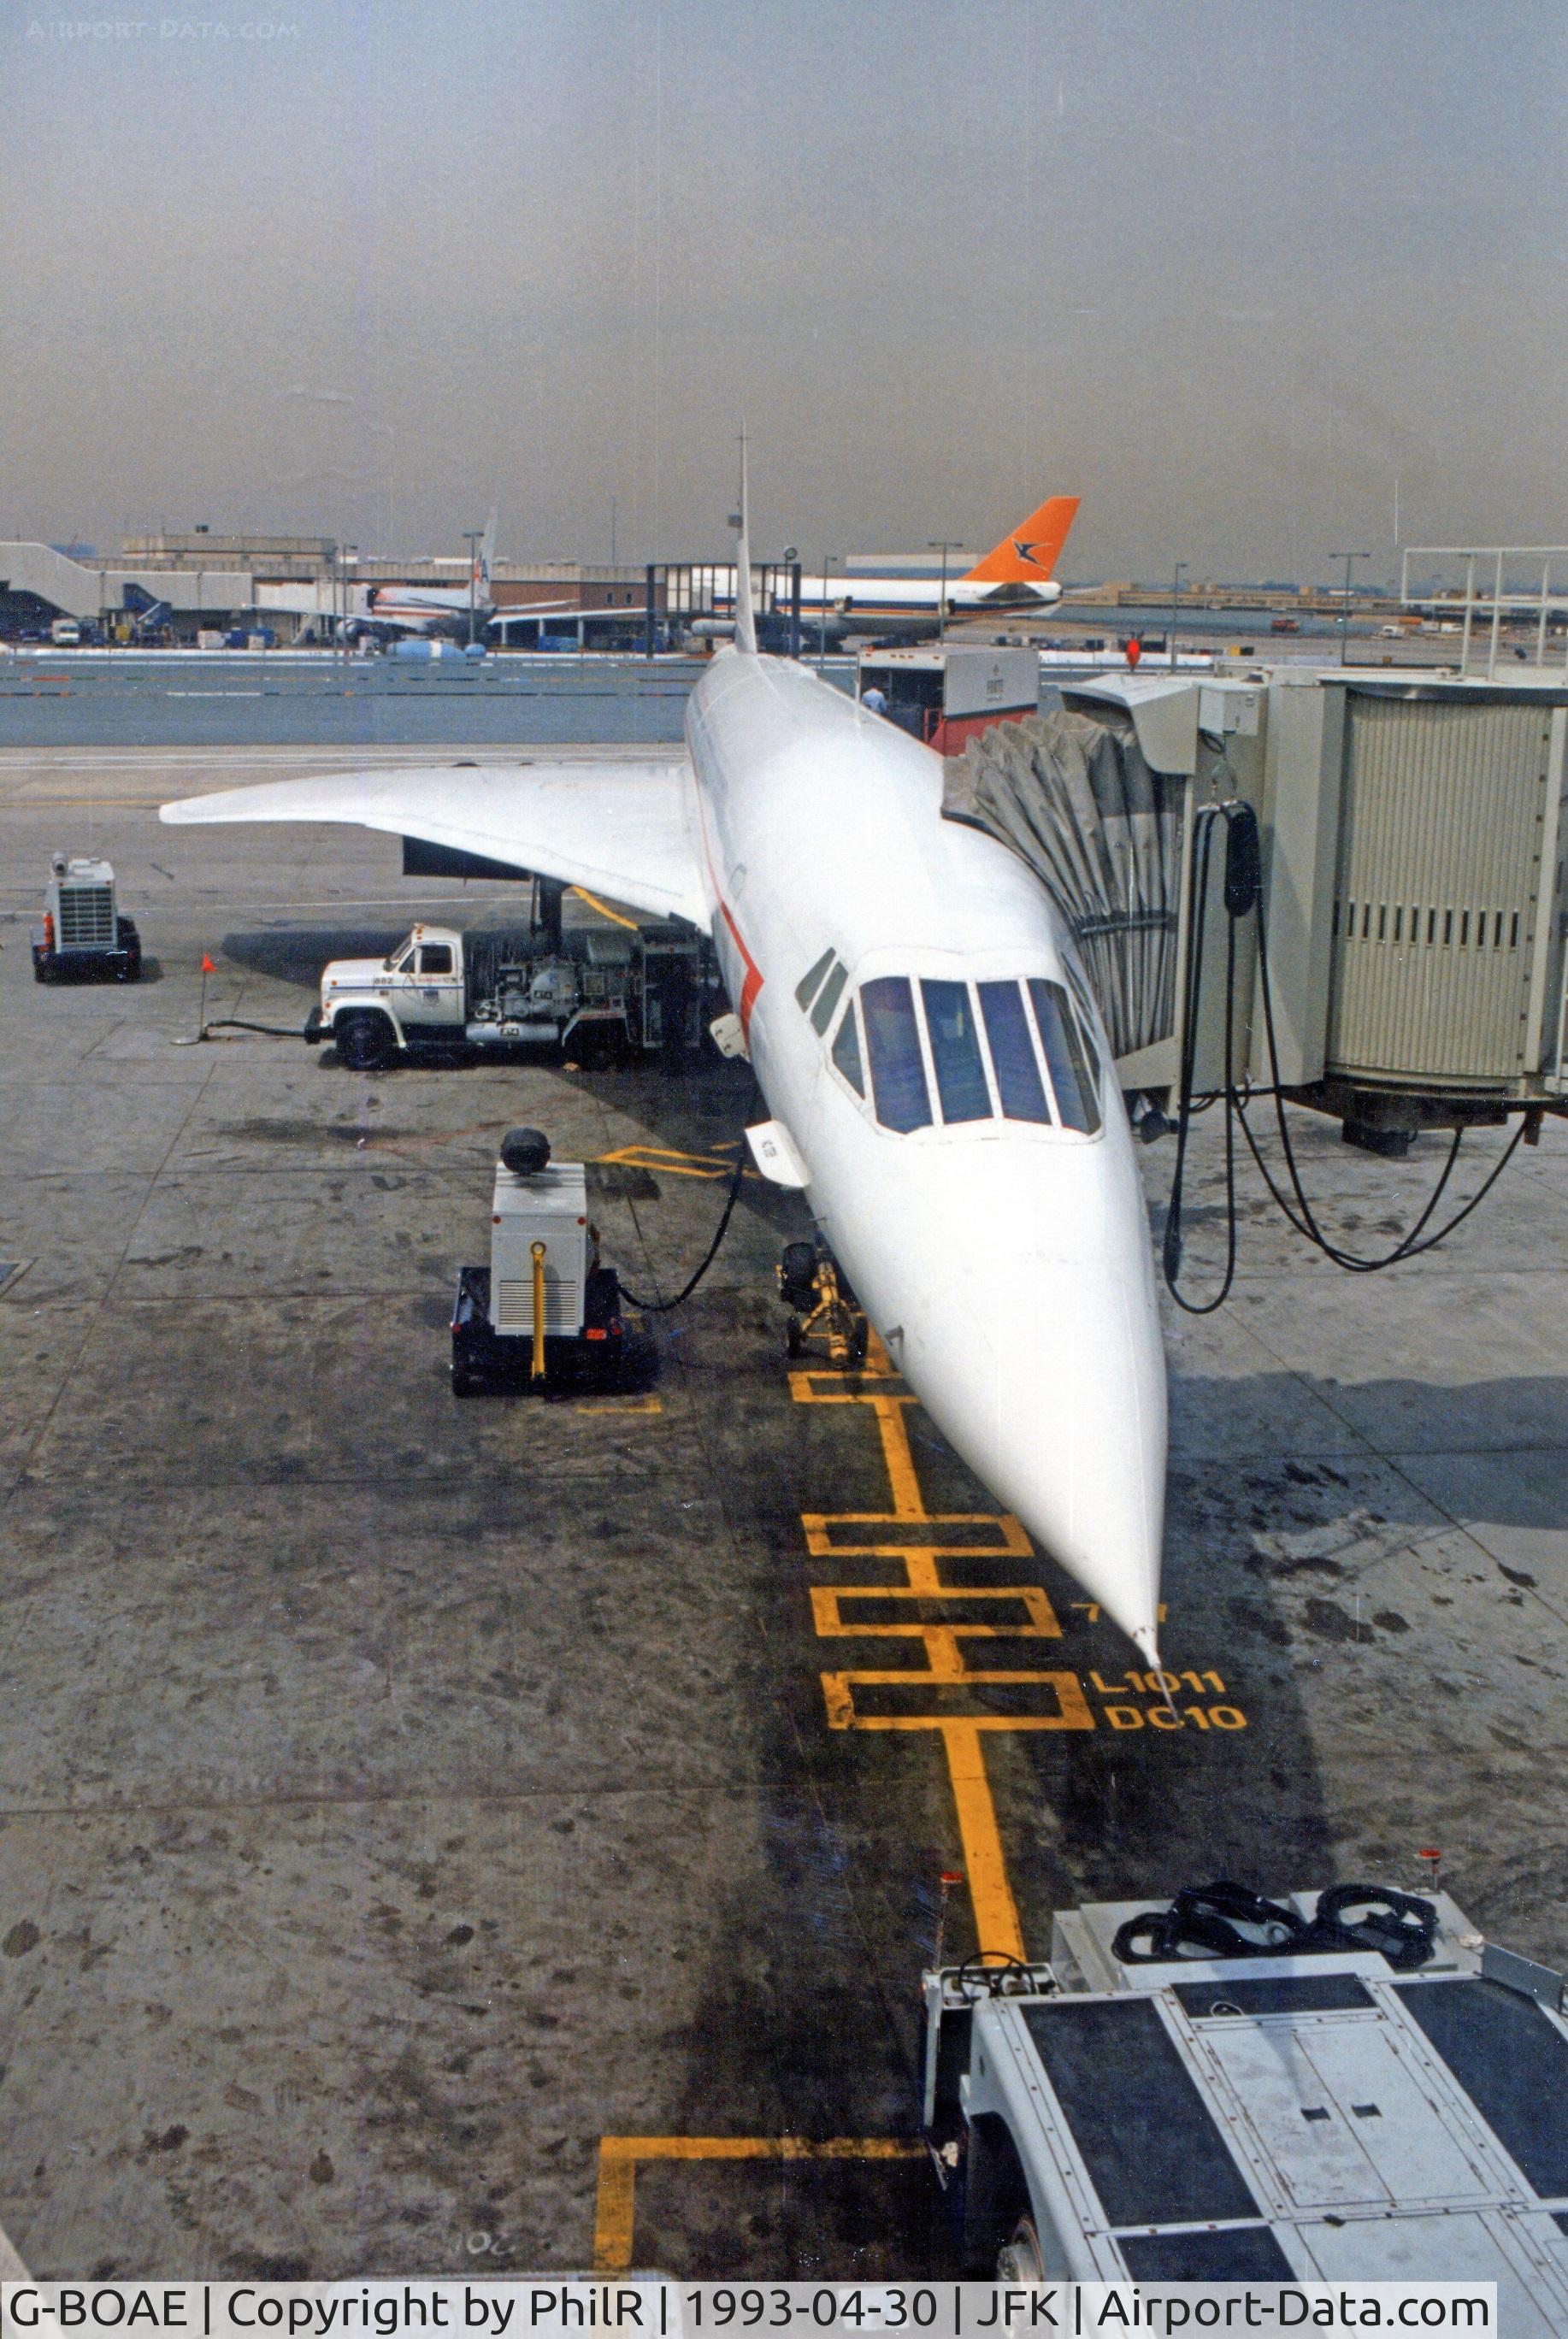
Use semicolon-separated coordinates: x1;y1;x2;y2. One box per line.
944;665;1568;1147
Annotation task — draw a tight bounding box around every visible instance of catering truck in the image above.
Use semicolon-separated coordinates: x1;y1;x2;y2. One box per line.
305;916;710;1069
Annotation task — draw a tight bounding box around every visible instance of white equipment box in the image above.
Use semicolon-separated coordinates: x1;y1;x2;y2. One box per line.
488;1160;587;1337
924;1887;1568;2319
48;856;117;948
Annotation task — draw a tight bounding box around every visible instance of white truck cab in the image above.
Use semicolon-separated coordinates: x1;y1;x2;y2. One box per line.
313;923;468;1065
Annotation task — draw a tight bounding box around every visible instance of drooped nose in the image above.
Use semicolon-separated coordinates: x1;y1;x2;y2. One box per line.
887;1147;1169;1658
995;1263;1165;1654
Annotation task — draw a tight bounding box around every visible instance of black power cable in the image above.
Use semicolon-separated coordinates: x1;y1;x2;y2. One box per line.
203;1016;311;1039
1241;900;1527;1270
615;1094;757;1314
1163;809;1247;1311
1111;1878;1439;1971
1162;797;1530;1309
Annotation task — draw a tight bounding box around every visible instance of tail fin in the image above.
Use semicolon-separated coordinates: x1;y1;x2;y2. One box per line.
734;435;757;655
964;494;1080;586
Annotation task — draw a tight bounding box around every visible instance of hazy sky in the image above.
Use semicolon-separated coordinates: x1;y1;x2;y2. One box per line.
5;0;1566;580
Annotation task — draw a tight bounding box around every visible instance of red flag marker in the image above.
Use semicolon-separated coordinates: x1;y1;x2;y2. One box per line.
201;954;216;974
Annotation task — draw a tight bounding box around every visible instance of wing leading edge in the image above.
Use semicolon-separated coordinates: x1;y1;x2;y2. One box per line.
159;757;711;928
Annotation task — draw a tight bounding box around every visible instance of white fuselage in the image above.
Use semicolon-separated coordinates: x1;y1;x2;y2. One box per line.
683;649;1166;1656
793;573;1063;616
364;580;494;635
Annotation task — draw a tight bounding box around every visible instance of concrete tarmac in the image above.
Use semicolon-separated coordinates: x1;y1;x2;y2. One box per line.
2;748;1566;2278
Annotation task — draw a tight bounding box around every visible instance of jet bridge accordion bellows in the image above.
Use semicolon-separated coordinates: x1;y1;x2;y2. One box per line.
943;708;1181;1061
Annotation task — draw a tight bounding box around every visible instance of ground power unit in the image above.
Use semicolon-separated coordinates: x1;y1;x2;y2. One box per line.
450;1128;627;1394
31;854;141;983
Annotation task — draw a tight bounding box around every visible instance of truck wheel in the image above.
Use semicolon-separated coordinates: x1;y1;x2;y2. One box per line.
115;956;141;984
337;1012;395;1070
996;2218;1046;2284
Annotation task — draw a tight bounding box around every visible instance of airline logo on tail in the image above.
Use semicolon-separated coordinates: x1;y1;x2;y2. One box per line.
964;495;1080;586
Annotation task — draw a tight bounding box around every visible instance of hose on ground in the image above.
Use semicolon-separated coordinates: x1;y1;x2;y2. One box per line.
1162;798;1530;1309
201;1017;311;1039
1111;1879;1439;1971
615;1090;758;1314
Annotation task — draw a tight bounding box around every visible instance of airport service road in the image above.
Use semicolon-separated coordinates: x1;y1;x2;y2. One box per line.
2;746;1567;2279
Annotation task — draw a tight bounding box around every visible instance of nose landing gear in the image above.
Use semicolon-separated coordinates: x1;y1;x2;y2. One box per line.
777;1241;868;1366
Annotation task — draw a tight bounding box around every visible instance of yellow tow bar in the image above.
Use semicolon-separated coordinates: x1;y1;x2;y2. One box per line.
531;1240;547;1381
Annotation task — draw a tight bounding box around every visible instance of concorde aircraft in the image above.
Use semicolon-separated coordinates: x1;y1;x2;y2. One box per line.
162;494;1167;1660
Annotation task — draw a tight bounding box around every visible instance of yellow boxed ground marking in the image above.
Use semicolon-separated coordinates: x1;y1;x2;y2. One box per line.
791;1342;1091;1963
591;2136;925;2273
810;1582;1058;1637
820;1668;1096;1730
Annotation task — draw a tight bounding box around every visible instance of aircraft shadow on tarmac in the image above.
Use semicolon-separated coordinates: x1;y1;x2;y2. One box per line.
221;925;416;986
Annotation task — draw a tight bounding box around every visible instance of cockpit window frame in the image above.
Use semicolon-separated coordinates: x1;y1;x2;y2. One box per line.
830;995;866;1097
794;948;835;1012
920;976;996;1125
822;962;1107;1143
810;958;850;1036
1029;976;1102;1135
859;974;934;1134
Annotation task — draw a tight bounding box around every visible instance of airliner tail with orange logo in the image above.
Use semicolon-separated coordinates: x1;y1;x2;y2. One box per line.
962;494;1081;587
725;490;1082;646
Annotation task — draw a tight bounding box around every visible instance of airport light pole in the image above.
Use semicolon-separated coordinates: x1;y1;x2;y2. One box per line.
1169;563;1187;669
930;541;963;645
1330;550;1371;667
819;555;836;669
343;545;357;663
463;529;482;647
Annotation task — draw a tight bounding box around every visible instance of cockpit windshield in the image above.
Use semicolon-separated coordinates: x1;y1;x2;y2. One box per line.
1029;978;1101;1134
860;975;932;1132
826;965;1104;1138
921;980;991;1124
978;980;1051;1123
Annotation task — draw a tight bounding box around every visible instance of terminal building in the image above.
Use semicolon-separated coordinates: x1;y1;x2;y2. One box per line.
0;530;665;644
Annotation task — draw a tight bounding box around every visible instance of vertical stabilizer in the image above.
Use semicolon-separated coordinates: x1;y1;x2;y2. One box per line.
475;510;497;598
964;495;1080;586
734;436;757;655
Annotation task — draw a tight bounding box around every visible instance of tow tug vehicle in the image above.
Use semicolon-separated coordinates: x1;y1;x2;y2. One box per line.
922;1877;1568;2321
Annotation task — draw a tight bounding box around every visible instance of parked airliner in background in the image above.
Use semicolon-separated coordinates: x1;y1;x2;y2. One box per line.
731;493;1080;648
351;512;498;642
162;486;1167;1660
